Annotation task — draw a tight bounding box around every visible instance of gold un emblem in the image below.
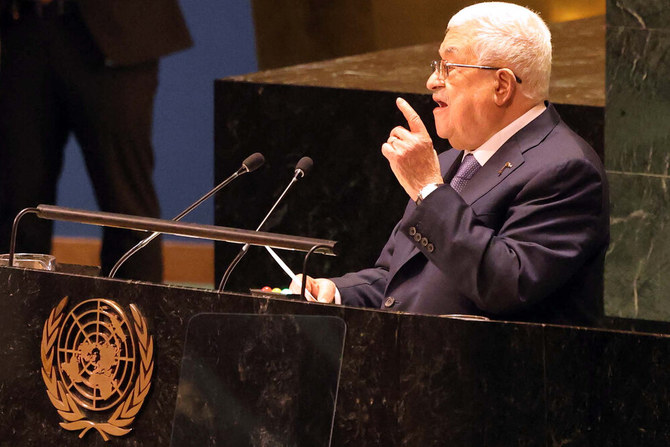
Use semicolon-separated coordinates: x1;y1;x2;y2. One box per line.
41;297;154;441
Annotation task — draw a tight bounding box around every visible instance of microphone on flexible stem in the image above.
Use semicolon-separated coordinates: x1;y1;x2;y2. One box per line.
109;152;265;279
218;156;313;292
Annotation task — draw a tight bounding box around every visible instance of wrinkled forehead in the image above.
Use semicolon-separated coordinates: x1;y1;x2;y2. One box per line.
438;28;474;60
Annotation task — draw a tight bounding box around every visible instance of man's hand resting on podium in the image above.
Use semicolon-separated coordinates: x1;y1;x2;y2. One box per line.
289;274;337;303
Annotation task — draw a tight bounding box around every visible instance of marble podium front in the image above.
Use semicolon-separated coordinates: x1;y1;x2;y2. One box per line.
1;266;670;446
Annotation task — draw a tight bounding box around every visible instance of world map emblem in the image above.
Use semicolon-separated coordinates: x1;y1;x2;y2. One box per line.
41;297;154;440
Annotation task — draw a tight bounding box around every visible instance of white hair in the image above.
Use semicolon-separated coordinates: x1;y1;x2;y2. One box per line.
447;2;552;102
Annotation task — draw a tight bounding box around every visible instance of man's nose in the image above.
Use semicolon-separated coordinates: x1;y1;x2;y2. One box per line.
426;71;443;91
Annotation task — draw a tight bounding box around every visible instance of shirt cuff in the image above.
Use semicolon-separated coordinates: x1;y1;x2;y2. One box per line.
334;287;342;305
417;183;441;204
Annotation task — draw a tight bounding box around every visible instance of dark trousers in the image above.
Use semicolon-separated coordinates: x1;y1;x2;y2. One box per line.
0;3;163;282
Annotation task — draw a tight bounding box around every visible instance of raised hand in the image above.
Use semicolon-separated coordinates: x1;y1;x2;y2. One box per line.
381;97;443;200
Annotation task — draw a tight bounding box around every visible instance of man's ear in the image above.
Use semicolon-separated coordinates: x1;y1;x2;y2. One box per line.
493;68;516;106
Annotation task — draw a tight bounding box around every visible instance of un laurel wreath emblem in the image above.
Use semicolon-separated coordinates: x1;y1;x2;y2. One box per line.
41;297;154;441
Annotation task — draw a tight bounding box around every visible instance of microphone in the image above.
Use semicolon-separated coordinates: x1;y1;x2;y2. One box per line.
109;152;265;278
218;156;313;292
294;156;313;179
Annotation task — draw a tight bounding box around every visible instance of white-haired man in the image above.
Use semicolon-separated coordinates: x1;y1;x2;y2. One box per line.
292;2;609;324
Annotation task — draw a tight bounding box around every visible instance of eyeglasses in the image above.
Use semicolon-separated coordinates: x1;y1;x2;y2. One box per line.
430;60;522;84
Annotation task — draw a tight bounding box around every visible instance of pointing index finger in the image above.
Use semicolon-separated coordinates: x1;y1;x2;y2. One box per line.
396;97;428;134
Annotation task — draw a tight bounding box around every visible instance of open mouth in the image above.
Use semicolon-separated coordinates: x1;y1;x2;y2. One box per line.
433;96;448;108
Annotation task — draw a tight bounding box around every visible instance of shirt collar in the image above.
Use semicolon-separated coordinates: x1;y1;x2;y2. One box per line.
464;102;546;166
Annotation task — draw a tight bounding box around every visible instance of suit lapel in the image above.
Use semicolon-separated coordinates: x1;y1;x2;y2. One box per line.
459;103;560;205
460;139;525;204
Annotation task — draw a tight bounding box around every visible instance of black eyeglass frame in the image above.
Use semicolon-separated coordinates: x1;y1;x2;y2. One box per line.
430;60;522;84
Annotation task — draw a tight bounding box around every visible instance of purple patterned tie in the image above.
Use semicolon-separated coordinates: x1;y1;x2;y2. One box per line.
449;153;481;194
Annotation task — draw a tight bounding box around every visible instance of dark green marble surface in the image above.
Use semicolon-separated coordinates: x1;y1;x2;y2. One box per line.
605;0;670;322
607;0;670;29
606;173;670;320
606;27;670;175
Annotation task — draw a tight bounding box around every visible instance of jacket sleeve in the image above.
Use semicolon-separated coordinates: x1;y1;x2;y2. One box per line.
330;221;402;309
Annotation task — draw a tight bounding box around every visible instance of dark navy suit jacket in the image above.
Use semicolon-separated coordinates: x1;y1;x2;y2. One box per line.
332;104;609;325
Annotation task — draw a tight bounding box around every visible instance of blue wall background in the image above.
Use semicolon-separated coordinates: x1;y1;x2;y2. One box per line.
54;0;258;237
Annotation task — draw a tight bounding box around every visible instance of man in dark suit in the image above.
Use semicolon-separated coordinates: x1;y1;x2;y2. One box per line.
291;2;609;325
0;0;192;281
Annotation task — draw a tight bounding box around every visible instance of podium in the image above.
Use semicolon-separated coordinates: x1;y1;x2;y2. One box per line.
2;265;670;446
